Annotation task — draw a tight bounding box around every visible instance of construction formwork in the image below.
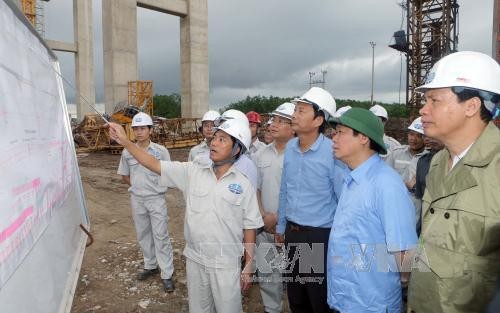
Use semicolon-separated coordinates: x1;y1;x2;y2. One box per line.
128;80;154;117
73;115;203;153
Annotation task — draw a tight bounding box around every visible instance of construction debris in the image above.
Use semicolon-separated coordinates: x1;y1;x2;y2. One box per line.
73;114;203;153
73;80;203;153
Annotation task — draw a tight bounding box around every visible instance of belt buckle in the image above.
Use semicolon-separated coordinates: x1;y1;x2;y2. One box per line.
290;224;300;232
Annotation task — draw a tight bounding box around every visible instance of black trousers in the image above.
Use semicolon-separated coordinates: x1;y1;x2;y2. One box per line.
284;221;331;313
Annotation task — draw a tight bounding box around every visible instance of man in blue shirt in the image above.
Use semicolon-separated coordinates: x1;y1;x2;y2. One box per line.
275;87;345;313
328;108;418;312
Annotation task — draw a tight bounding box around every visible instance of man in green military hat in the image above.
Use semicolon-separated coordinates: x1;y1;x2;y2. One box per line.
408;51;500;313
327;108;418;312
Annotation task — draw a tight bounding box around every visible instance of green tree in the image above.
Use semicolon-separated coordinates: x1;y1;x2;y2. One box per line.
223;95;410;118
336;99;410;118
153;93;181;118
152;93;410;119
222;95;295;113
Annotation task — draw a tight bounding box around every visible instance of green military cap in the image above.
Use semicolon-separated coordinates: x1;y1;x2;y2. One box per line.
331;107;387;155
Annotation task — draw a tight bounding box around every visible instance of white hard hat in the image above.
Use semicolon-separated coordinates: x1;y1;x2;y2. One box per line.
293;87;336;120
220;109;249;126
369;104;388;120
131;112;153;127
408;117;424;135
202;110;220;122
214;118;251;153
271;102;295;120
332;105;352;118
416;51;500;95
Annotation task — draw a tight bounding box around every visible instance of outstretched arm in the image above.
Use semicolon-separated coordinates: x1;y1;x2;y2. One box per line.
108;122;161;174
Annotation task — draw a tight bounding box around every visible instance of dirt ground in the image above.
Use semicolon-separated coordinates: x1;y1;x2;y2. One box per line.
71;149;278;313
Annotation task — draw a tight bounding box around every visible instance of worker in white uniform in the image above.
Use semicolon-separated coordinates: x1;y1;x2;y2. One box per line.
109;118;263;313
254;102;295;313
117;112;175;292
385;117;428;227
188;110;220;161
386;117;427;178
246;111;267;157
210;109;259;189
263;119;274;144
369;104;401;158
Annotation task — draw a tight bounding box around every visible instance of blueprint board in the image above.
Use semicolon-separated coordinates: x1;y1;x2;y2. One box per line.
0;1;89;312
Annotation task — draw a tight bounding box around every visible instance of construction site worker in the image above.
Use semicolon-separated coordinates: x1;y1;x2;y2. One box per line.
275;87;346;313
413;137;444;200
246;111;266;157
188;110;220;161
369;104;401;157
385;116;427;180
214;109;259;189
327;108;417;312
254;102;295;313
109;118;263;313
413;136;444;234
385;117;427;217
407;51;500;313
116;112;175;292
263;119;274;144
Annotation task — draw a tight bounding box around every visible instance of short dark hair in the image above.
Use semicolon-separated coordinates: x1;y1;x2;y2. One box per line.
352;129;382;153
313;107;327;134
452;87;492;123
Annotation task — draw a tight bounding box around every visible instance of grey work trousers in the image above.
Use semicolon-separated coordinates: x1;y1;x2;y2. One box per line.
131;194;174;279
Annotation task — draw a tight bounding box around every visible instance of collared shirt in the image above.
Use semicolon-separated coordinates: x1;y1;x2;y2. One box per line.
249;138;266;158
450;142;473;169
380;134;401;159
117;141;170;197
408;122;500;313
159;161;263;269
276;134;346;234
384;134;401;151
193;151;258;190
327;154;418;312
385;145;428;183
254;142;284;214
188;140;209;162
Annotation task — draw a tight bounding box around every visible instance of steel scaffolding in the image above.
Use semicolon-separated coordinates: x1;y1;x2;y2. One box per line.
406;0;459;113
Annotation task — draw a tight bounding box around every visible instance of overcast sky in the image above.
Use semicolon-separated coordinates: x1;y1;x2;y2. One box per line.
44;0;494;110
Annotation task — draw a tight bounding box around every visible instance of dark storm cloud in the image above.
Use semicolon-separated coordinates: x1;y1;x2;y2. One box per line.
42;0;493;108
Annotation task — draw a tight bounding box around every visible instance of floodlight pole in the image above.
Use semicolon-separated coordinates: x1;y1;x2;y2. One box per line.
370;41;376;105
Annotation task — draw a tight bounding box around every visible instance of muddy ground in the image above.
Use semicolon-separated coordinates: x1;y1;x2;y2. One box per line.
71;149;287;313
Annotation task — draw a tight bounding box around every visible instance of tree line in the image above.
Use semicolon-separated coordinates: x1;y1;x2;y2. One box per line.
153;93;410;119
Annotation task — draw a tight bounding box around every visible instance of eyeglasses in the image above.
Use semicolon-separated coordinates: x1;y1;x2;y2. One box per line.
270;117;291;126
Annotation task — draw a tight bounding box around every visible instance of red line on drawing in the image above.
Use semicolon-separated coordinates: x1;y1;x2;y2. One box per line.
0;206;34;243
11;178;41;196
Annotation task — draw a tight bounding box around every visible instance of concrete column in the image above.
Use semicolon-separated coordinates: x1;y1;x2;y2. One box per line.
180;0;209;118
102;0;138;114
73;0;95;119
